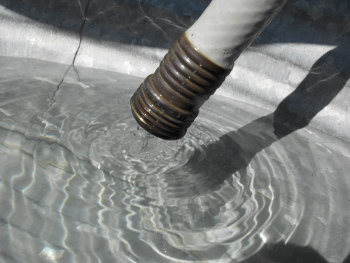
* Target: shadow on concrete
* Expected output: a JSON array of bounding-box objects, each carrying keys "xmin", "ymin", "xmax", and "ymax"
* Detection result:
[
  {"xmin": 0, "ymin": 0, "xmax": 210, "ymax": 49},
  {"xmin": 1, "ymin": 0, "xmax": 349, "ymax": 48}
]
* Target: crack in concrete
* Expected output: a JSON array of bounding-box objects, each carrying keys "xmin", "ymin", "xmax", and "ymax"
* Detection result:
[
  {"xmin": 40, "ymin": 0, "xmax": 91, "ymax": 122},
  {"xmin": 137, "ymin": 0, "xmax": 172, "ymax": 43},
  {"xmin": 24, "ymin": 0, "xmax": 91, "ymax": 153}
]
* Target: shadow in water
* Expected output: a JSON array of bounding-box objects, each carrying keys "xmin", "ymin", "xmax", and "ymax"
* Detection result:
[
  {"xmin": 344, "ymin": 253, "xmax": 350, "ymax": 263},
  {"xmin": 240, "ymin": 242, "xmax": 328, "ymax": 263},
  {"xmin": 174, "ymin": 41, "xmax": 350, "ymax": 193}
]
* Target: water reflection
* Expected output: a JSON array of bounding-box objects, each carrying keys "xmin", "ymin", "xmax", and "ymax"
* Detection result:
[{"xmin": 0, "ymin": 56, "xmax": 349, "ymax": 262}]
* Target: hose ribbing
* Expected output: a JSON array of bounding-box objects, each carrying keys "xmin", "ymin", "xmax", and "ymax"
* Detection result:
[
  {"xmin": 130, "ymin": 33, "xmax": 231, "ymax": 140},
  {"xmin": 131, "ymin": 0, "xmax": 287, "ymax": 140}
]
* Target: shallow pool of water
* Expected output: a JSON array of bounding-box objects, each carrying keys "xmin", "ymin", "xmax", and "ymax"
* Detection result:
[{"xmin": 0, "ymin": 57, "xmax": 350, "ymax": 262}]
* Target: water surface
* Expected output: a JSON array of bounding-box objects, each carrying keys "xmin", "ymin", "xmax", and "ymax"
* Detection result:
[{"xmin": 0, "ymin": 57, "xmax": 349, "ymax": 262}]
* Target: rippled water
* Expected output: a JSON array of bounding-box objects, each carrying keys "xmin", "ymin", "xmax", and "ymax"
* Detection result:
[{"xmin": 0, "ymin": 57, "xmax": 350, "ymax": 262}]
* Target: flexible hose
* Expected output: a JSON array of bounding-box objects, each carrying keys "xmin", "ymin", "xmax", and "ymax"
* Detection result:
[{"xmin": 130, "ymin": 0, "xmax": 287, "ymax": 140}]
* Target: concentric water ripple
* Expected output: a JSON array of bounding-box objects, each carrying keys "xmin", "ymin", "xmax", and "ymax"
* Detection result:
[{"xmin": 0, "ymin": 59, "xmax": 349, "ymax": 262}]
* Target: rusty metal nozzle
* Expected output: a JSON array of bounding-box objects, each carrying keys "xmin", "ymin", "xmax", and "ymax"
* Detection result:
[{"xmin": 130, "ymin": 34, "xmax": 231, "ymax": 140}]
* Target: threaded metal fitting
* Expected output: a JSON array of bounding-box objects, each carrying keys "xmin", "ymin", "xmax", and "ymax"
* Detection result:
[{"xmin": 130, "ymin": 33, "xmax": 231, "ymax": 140}]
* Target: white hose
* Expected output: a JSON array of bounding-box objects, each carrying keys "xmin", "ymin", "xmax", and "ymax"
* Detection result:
[{"xmin": 187, "ymin": 0, "xmax": 287, "ymax": 69}]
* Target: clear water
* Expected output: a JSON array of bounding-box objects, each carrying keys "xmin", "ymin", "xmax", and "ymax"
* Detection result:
[{"xmin": 0, "ymin": 57, "xmax": 350, "ymax": 262}]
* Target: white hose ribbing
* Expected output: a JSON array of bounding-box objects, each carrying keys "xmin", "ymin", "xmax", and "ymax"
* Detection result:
[{"xmin": 186, "ymin": 0, "xmax": 287, "ymax": 69}]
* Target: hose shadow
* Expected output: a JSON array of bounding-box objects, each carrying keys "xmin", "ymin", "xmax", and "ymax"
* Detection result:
[
  {"xmin": 240, "ymin": 241, "xmax": 328, "ymax": 263},
  {"xmin": 175, "ymin": 41, "xmax": 350, "ymax": 193},
  {"xmin": 343, "ymin": 252, "xmax": 350, "ymax": 263}
]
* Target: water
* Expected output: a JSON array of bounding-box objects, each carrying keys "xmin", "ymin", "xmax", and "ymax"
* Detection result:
[{"xmin": 0, "ymin": 57, "xmax": 350, "ymax": 262}]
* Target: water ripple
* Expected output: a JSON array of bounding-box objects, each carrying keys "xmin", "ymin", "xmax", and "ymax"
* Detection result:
[{"xmin": 0, "ymin": 62, "xmax": 349, "ymax": 262}]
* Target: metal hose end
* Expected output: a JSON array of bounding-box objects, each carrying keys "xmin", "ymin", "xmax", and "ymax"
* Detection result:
[{"xmin": 130, "ymin": 33, "xmax": 231, "ymax": 140}]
